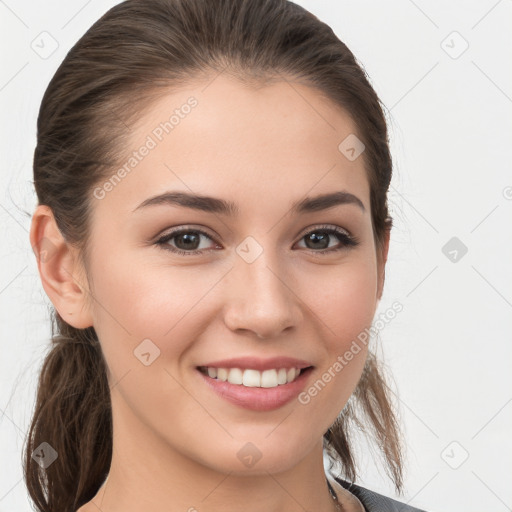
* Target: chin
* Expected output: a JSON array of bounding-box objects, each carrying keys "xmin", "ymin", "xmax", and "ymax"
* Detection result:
[{"xmin": 189, "ymin": 434, "xmax": 313, "ymax": 476}]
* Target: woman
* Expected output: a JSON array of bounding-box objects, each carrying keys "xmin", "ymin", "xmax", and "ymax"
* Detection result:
[{"xmin": 25, "ymin": 0, "xmax": 428, "ymax": 511}]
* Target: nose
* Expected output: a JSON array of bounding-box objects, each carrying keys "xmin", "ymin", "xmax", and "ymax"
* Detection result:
[{"xmin": 223, "ymin": 251, "xmax": 303, "ymax": 340}]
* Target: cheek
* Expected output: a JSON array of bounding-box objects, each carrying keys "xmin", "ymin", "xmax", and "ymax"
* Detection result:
[
  {"xmin": 296, "ymin": 257, "xmax": 377, "ymax": 413},
  {"xmin": 86, "ymin": 254, "xmax": 214, "ymax": 433},
  {"xmin": 304, "ymin": 255, "xmax": 378, "ymax": 349},
  {"xmin": 87, "ymin": 250, "xmax": 224, "ymax": 371}
]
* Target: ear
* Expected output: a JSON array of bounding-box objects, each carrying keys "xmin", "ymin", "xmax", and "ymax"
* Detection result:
[
  {"xmin": 30, "ymin": 205, "xmax": 94, "ymax": 329},
  {"xmin": 376, "ymin": 225, "xmax": 391, "ymax": 303}
]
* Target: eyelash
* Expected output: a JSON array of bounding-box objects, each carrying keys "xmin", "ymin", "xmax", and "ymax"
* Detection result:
[{"xmin": 154, "ymin": 224, "xmax": 360, "ymax": 257}]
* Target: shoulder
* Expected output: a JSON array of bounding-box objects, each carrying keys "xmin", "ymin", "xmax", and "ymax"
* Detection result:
[{"xmin": 334, "ymin": 475, "xmax": 429, "ymax": 512}]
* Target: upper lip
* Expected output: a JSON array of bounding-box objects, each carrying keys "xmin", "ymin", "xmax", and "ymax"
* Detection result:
[{"xmin": 198, "ymin": 356, "xmax": 314, "ymax": 372}]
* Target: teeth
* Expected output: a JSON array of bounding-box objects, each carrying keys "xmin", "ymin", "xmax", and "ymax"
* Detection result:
[
  {"xmin": 277, "ymin": 368, "xmax": 287, "ymax": 385},
  {"xmin": 228, "ymin": 368, "xmax": 243, "ymax": 385},
  {"xmin": 261, "ymin": 369, "xmax": 278, "ymax": 388},
  {"xmin": 201, "ymin": 366, "xmax": 305, "ymax": 388},
  {"xmin": 242, "ymin": 369, "xmax": 260, "ymax": 387}
]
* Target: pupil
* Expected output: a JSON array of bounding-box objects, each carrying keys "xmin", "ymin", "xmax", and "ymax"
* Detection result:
[
  {"xmin": 177, "ymin": 233, "xmax": 199, "ymax": 250},
  {"xmin": 308, "ymin": 232, "xmax": 328, "ymax": 249}
]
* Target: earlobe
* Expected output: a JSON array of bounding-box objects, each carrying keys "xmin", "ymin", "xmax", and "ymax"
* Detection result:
[{"xmin": 30, "ymin": 205, "xmax": 94, "ymax": 329}]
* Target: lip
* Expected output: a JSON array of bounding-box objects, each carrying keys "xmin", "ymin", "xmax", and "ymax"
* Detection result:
[
  {"xmin": 196, "ymin": 360, "xmax": 314, "ymax": 412},
  {"xmin": 198, "ymin": 356, "xmax": 313, "ymax": 371}
]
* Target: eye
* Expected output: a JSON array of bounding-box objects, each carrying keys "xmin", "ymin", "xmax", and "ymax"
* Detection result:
[
  {"xmin": 295, "ymin": 224, "xmax": 360, "ymax": 254},
  {"xmin": 155, "ymin": 227, "xmax": 220, "ymax": 256},
  {"xmin": 154, "ymin": 224, "xmax": 360, "ymax": 256}
]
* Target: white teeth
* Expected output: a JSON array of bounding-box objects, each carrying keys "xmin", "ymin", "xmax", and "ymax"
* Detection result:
[
  {"xmin": 201, "ymin": 366, "xmax": 305, "ymax": 388},
  {"xmin": 242, "ymin": 369, "xmax": 261, "ymax": 387},
  {"xmin": 261, "ymin": 369, "xmax": 278, "ymax": 388},
  {"xmin": 228, "ymin": 368, "xmax": 243, "ymax": 385},
  {"xmin": 277, "ymin": 368, "xmax": 287, "ymax": 385}
]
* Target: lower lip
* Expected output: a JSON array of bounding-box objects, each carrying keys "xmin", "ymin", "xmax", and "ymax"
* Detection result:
[{"xmin": 197, "ymin": 368, "xmax": 313, "ymax": 411}]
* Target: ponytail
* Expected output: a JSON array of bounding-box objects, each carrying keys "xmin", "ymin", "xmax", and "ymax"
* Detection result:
[
  {"xmin": 23, "ymin": 313, "xmax": 111, "ymax": 512},
  {"xmin": 324, "ymin": 351, "xmax": 404, "ymax": 494}
]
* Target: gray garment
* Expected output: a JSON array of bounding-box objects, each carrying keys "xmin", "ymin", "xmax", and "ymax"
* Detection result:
[{"xmin": 334, "ymin": 476, "xmax": 428, "ymax": 512}]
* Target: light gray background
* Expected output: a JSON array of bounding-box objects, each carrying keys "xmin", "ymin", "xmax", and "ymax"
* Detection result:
[{"xmin": 1, "ymin": 1, "xmax": 511, "ymax": 511}]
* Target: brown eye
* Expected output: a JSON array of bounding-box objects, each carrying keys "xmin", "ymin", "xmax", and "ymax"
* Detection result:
[
  {"xmin": 297, "ymin": 225, "xmax": 360, "ymax": 254},
  {"xmin": 154, "ymin": 224, "xmax": 360, "ymax": 257},
  {"xmin": 155, "ymin": 228, "xmax": 219, "ymax": 256}
]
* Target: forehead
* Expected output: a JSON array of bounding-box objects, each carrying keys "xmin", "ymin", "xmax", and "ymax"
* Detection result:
[{"xmin": 93, "ymin": 73, "xmax": 370, "ymax": 217}]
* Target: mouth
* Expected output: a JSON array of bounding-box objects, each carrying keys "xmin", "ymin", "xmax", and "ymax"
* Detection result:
[
  {"xmin": 197, "ymin": 365, "xmax": 311, "ymax": 388},
  {"xmin": 195, "ymin": 364, "xmax": 314, "ymax": 411}
]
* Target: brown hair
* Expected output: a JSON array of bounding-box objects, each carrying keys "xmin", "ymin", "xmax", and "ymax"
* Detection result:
[{"xmin": 24, "ymin": 0, "xmax": 403, "ymax": 510}]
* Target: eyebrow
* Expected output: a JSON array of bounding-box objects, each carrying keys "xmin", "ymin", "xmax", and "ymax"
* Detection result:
[{"xmin": 132, "ymin": 190, "xmax": 366, "ymax": 215}]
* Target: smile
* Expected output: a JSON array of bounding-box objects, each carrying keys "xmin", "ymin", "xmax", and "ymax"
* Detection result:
[
  {"xmin": 197, "ymin": 366, "xmax": 304, "ymax": 388},
  {"xmin": 196, "ymin": 364, "xmax": 314, "ymax": 411}
]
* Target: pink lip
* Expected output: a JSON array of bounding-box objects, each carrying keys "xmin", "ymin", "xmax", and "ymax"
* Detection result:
[
  {"xmin": 198, "ymin": 356, "xmax": 313, "ymax": 371},
  {"xmin": 196, "ymin": 365, "xmax": 314, "ymax": 412}
]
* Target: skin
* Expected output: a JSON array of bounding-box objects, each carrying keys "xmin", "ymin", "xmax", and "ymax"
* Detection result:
[{"xmin": 31, "ymin": 73, "xmax": 389, "ymax": 512}]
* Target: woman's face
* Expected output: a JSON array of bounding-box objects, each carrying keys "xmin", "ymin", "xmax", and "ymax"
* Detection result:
[{"xmin": 81, "ymin": 73, "xmax": 387, "ymax": 476}]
